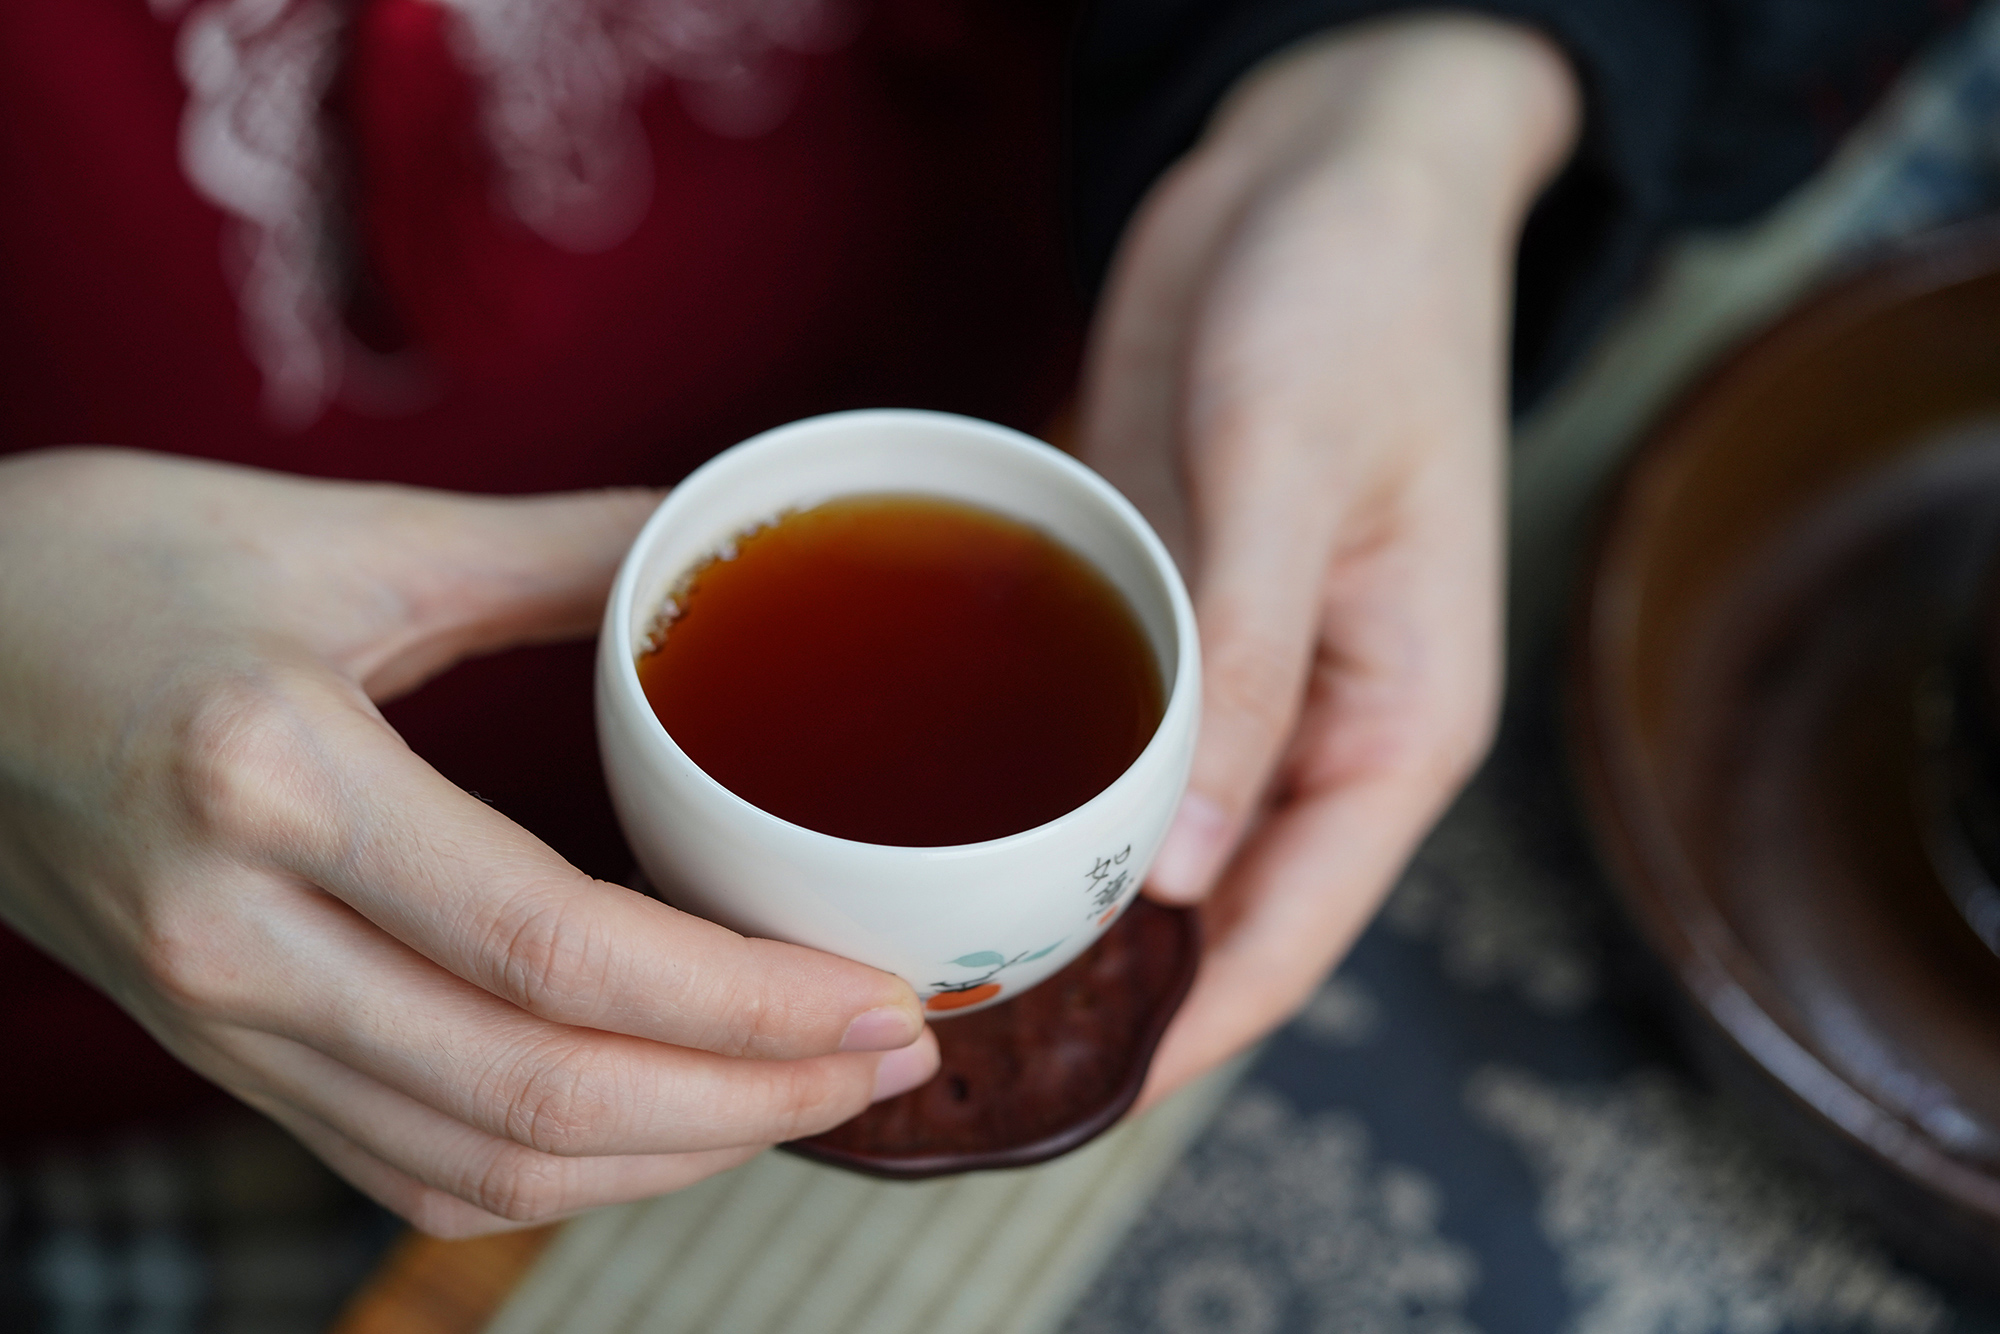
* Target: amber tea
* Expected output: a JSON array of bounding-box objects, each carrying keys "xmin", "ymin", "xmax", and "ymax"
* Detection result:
[{"xmin": 637, "ymin": 494, "xmax": 1165, "ymax": 846}]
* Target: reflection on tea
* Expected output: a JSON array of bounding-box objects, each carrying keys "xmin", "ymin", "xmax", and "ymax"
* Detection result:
[{"xmin": 638, "ymin": 494, "xmax": 1163, "ymax": 846}]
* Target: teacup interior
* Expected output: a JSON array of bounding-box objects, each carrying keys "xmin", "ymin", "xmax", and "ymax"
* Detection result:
[{"xmin": 623, "ymin": 412, "xmax": 1183, "ymax": 704}]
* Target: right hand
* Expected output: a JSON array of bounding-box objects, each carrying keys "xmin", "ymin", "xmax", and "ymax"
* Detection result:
[
  {"xmin": 1078, "ymin": 15, "xmax": 1574, "ymax": 1100},
  {"xmin": 0, "ymin": 448, "xmax": 938, "ymax": 1237}
]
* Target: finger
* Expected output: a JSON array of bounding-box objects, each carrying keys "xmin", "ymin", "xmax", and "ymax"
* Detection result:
[
  {"xmin": 1142, "ymin": 443, "xmax": 1346, "ymax": 905},
  {"xmin": 1090, "ymin": 140, "xmax": 1429, "ymax": 911},
  {"xmin": 1078, "ymin": 148, "xmax": 1269, "ymax": 567},
  {"xmin": 235, "ymin": 883, "xmax": 940, "ymax": 1155},
  {"xmin": 222, "ymin": 1025, "xmax": 931, "ymax": 1224},
  {"xmin": 126, "ymin": 993, "xmax": 775, "ymax": 1232},
  {"xmin": 1146, "ymin": 235, "xmax": 1505, "ymax": 909},
  {"xmin": 1136, "ymin": 771, "xmax": 1432, "ymax": 1109},
  {"xmin": 248, "ymin": 1091, "xmax": 760, "ymax": 1239},
  {"xmin": 179, "ymin": 666, "xmax": 926, "ymax": 1058},
  {"xmin": 1138, "ymin": 479, "xmax": 1500, "ymax": 1105},
  {"xmin": 1083, "ymin": 151, "xmax": 1353, "ymax": 906},
  {"xmin": 333, "ymin": 485, "xmax": 666, "ymax": 701}
]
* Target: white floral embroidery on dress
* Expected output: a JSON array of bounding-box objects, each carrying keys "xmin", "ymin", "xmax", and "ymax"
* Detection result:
[
  {"xmin": 169, "ymin": 0, "xmax": 346, "ymax": 429},
  {"xmin": 435, "ymin": 0, "xmax": 854, "ymax": 252},
  {"xmin": 159, "ymin": 0, "xmax": 850, "ymax": 426},
  {"xmin": 1469, "ymin": 1066, "xmax": 1950, "ymax": 1334},
  {"xmin": 1066, "ymin": 1088, "xmax": 1481, "ymax": 1334}
]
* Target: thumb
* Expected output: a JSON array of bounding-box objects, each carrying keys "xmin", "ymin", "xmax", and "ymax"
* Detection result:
[
  {"xmin": 1144, "ymin": 458, "xmax": 1337, "ymax": 904},
  {"xmin": 340, "ymin": 485, "xmax": 664, "ymax": 700}
]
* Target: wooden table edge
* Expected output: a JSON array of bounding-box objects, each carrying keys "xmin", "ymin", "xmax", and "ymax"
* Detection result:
[{"xmin": 329, "ymin": 1226, "xmax": 559, "ymax": 1334}]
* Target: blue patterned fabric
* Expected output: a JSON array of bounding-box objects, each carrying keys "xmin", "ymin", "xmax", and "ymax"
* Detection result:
[
  {"xmin": 1067, "ymin": 709, "xmax": 2000, "ymax": 1332},
  {"xmin": 0, "ymin": 1114, "xmax": 396, "ymax": 1334}
]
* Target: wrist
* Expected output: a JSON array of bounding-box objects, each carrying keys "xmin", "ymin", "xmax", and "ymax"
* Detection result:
[{"xmin": 1194, "ymin": 13, "xmax": 1581, "ymax": 238}]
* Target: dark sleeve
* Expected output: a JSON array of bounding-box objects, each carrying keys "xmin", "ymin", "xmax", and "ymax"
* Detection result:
[{"xmin": 1070, "ymin": 0, "xmax": 1969, "ymax": 406}]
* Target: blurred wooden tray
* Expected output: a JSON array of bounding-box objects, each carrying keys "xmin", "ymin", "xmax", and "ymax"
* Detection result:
[
  {"xmin": 1572, "ymin": 217, "xmax": 2000, "ymax": 1289},
  {"xmin": 333, "ymin": 1228, "xmax": 556, "ymax": 1334}
]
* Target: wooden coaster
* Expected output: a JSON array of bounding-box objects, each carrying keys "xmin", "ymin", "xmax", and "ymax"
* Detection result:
[{"xmin": 786, "ymin": 897, "xmax": 1199, "ymax": 1179}]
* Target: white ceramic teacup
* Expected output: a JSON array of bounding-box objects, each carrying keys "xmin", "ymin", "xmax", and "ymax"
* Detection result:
[{"xmin": 596, "ymin": 409, "xmax": 1199, "ymax": 1016}]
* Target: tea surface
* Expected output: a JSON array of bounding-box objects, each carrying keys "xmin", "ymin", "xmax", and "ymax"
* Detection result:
[{"xmin": 639, "ymin": 494, "xmax": 1164, "ymax": 845}]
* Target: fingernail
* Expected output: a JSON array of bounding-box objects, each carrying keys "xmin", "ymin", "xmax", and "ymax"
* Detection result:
[
  {"xmin": 871, "ymin": 1032, "xmax": 939, "ymax": 1102},
  {"xmin": 1148, "ymin": 793, "xmax": 1232, "ymax": 903},
  {"xmin": 840, "ymin": 1005, "xmax": 921, "ymax": 1053}
]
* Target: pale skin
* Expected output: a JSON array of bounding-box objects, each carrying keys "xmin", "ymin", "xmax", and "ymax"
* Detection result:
[
  {"xmin": 1085, "ymin": 14, "xmax": 1578, "ymax": 1105},
  {"xmin": 0, "ymin": 15, "xmax": 1576, "ymax": 1235}
]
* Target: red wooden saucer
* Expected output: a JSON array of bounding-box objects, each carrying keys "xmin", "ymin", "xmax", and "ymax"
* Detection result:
[{"xmin": 786, "ymin": 897, "xmax": 1199, "ymax": 1179}]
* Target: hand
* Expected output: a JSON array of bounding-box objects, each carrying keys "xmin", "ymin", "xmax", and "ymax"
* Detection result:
[
  {"xmin": 1078, "ymin": 15, "xmax": 1579, "ymax": 1103},
  {"xmin": 0, "ymin": 450, "xmax": 938, "ymax": 1236}
]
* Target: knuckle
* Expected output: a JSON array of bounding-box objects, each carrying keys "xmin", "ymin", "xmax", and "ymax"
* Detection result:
[
  {"xmin": 761, "ymin": 1060, "xmax": 869, "ymax": 1141},
  {"xmin": 170, "ymin": 668, "xmax": 325, "ymax": 853},
  {"xmin": 702, "ymin": 938, "xmax": 865, "ymax": 1058},
  {"xmin": 1345, "ymin": 708, "xmax": 1488, "ymax": 797},
  {"xmin": 134, "ymin": 908, "xmax": 251, "ymax": 1021},
  {"xmin": 470, "ymin": 1145, "xmax": 573, "ymax": 1224},
  {"xmin": 403, "ymin": 1191, "xmax": 509, "ymax": 1240},
  {"xmin": 1206, "ymin": 646, "xmax": 1300, "ymax": 743},
  {"xmin": 1303, "ymin": 642, "xmax": 1500, "ymax": 796},
  {"xmin": 711, "ymin": 967, "xmax": 790, "ymax": 1059},
  {"xmin": 483, "ymin": 893, "xmax": 613, "ymax": 1022},
  {"xmin": 494, "ymin": 1042, "xmax": 619, "ymax": 1156}
]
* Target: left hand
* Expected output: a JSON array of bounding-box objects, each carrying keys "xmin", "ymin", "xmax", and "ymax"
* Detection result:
[{"xmin": 1076, "ymin": 14, "xmax": 1580, "ymax": 1104}]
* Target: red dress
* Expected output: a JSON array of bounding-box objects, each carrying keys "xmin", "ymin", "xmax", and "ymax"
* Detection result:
[{"xmin": 0, "ymin": 0, "xmax": 1083, "ymax": 1140}]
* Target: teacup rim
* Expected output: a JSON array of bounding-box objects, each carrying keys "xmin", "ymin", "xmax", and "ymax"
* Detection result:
[{"xmin": 603, "ymin": 407, "xmax": 1201, "ymax": 858}]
